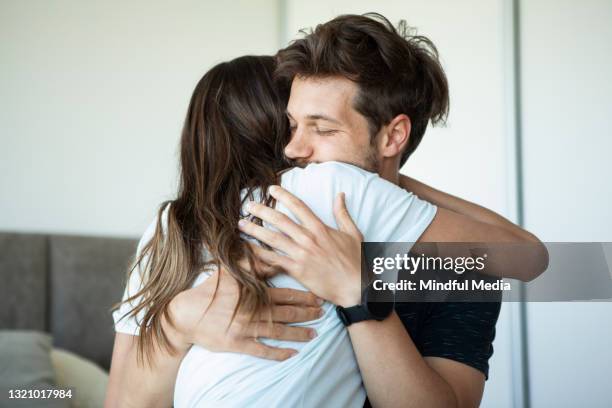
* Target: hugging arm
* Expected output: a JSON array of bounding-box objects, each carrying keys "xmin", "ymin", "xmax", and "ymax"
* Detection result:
[
  {"xmin": 106, "ymin": 270, "xmax": 321, "ymax": 407},
  {"xmin": 106, "ymin": 211, "xmax": 322, "ymax": 407},
  {"xmin": 104, "ymin": 321, "xmax": 189, "ymax": 408},
  {"xmin": 105, "ymin": 218, "xmax": 190, "ymax": 408},
  {"xmin": 401, "ymin": 175, "xmax": 548, "ymax": 281}
]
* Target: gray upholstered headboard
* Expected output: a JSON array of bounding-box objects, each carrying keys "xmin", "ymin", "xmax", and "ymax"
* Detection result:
[{"xmin": 0, "ymin": 232, "xmax": 138, "ymax": 371}]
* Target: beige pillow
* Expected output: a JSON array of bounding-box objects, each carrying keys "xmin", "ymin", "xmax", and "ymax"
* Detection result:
[
  {"xmin": 0, "ymin": 330, "xmax": 69, "ymax": 408},
  {"xmin": 50, "ymin": 348, "xmax": 109, "ymax": 408}
]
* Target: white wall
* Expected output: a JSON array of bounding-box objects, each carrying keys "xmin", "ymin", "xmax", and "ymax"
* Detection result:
[
  {"xmin": 0, "ymin": 0, "xmax": 280, "ymax": 238},
  {"xmin": 520, "ymin": 1, "xmax": 612, "ymax": 406}
]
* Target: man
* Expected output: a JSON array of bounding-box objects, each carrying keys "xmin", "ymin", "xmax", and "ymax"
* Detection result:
[
  {"xmin": 107, "ymin": 13, "xmax": 546, "ymax": 408},
  {"xmin": 230, "ymin": 14, "xmax": 545, "ymax": 407}
]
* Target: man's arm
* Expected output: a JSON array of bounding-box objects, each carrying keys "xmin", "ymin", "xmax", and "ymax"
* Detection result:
[{"xmin": 348, "ymin": 312, "xmax": 486, "ymax": 407}]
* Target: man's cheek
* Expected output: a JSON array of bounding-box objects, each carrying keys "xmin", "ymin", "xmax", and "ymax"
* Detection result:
[{"xmin": 322, "ymin": 142, "xmax": 353, "ymax": 162}]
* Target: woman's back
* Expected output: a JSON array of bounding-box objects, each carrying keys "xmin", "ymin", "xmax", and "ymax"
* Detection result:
[{"xmin": 114, "ymin": 161, "xmax": 436, "ymax": 408}]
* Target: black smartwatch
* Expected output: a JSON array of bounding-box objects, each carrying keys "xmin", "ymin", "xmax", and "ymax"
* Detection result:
[{"xmin": 336, "ymin": 281, "xmax": 395, "ymax": 326}]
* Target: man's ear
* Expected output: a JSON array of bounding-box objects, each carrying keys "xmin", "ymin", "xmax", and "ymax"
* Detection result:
[{"xmin": 378, "ymin": 114, "xmax": 411, "ymax": 158}]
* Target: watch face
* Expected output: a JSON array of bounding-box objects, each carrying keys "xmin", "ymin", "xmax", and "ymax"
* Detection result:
[{"xmin": 364, "ymin": 283, "xmax": 395, "ymax": 320}]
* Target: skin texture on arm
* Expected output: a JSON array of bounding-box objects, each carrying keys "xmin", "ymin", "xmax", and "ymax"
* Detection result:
[
  {"xmin": 347, "ymin": 313, "xmax": 485, "ymax": 408},
  {"xmin": 409, "ymin": 192, "xmax": 548, "ymax": 281},
  {"xmin": 400, "ymin": 174, "xmax": 536, "ymax": 241},
  {"xmin": 104, "ymin": 324, "xmax": 189, "ymax": 408}
]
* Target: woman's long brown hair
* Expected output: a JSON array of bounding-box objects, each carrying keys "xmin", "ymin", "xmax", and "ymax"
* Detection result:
[{"xmin": 110, "ymin": 55, "xmax": 290, "ymax": 367}]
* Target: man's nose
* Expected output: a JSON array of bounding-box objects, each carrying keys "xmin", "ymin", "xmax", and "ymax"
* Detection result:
[{"xmin": 284, "ymin": 129, "xmax": 313, "ymax": 161}]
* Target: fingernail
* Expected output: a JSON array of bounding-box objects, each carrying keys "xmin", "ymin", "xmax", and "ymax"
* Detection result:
[
  {"xmin": 317, "ymin": 297, "xmax": 324, "ymax": 305},
  {"xmin": 318, "ymin": 308, "xmax": 324, "ymax": 317},
  {"xmin": 269, "ymin": 185, "xmax": 279, "ymax": 194},
  {"xmin": 238, "ymin": 219, "xmax": 247, "ymax": 227},
  {"xmin": 309, "ymin": 329, "xmax": 317, "ymax": 339},
  {"xmin": 289, "ymin": 350, "xmax": 298, "ymax": 357}
]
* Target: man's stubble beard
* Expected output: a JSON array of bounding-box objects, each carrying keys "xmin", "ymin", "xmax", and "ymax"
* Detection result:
[
  {"xmin": 361, "ymin": 142, "xmax": 379, "ymax": 173},
  {"xmin": 283, "ymin": 143, "xmax": 379, "ymax": 173},
  {"xmin": 286, "ymin": 152, "xmax": 378, "ymax": 173}
]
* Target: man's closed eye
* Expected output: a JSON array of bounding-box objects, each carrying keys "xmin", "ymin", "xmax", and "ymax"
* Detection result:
[{"xmin": 314, "ymin": 128, "xmax": 338, "ymax": 135}]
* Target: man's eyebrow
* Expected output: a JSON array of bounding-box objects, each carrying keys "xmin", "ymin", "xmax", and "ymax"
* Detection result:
[
  {"xmin": 307, "ymin": 114, "xmax": 342, "ymax": 125},
  {"xmin": 285, "ymin": 111, "xmax": 342, "ymax": 125}
]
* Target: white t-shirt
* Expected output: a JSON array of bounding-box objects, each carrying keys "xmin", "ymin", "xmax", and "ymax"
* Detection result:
[{"xmin": 112, "ymin": 161, "xmax": 437, "ymax": 408}]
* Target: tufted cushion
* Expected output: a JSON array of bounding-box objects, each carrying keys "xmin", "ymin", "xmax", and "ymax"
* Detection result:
[
  {"xmin": 0, "ymin": 233, "xmax": 47, "ymax": 331},
  {"xmin": 48, "ymin": 235, "xmax": 137, "ymax": 371}
]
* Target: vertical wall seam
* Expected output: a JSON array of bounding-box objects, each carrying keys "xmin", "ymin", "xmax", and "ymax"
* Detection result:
[
  {"xmin": 505, "ymin": 0, "xmax": 531, "ymax": 407},
  {"xmin": 513, "ymin": 0, "xmax": 531, "ymax": 406},
  {"xmin": 44, "ymin": 236, "xmax": 51, "ymax": 336}
]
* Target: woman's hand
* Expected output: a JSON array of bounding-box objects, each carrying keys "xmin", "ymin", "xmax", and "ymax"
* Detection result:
[
  {"xmin": 167, "ymin": 268, "xmax": 323, "ymax": 361},
  {"xmin": 238, "ymin": 186, "xmax": 364, "ymax": 307}
]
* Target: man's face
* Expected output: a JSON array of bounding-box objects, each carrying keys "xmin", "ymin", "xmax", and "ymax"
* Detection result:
[{"xmin": 284, "ymin": 76, "xmax": 379, "ymax": 171}]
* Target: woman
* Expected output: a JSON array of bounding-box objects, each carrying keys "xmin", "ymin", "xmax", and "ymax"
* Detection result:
[{"xmin": 106, "ymin": 54, "xmax": 439, "ymax": 407}]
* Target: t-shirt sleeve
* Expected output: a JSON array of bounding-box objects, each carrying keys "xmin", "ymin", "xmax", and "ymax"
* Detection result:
[
  {"xmin": 416, "ymin": 301, "xmax": 502, "ymax": 380},
  {"xmin": 279, "ymin": 161, "xmax": 437, "ymax": 244},
  {"xmin": 112, "ymin": 206, "xmax": 169, "ymax": 336}
]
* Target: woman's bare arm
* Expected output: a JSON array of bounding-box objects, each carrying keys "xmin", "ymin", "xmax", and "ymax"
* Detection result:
[
  {"xmin": 399, "ymin": 174, "xmax": 540, "ymax": 243},
  {"xmin": 104, "ymin": 318, "xmax": 190, "ymax": 408},
  {"xmin": 401, "ymin": 174, "xmax": 549, "ymax": 281}
]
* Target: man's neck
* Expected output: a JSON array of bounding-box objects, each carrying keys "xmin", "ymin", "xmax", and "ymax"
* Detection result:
[{"xmin": 377, "ymin": 159, "xmax": 400, "ymax": 186}]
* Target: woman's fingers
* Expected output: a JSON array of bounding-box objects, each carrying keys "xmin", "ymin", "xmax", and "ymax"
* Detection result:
[
  {"xmin": 333, "ymin": 192, "xmax": 363, "ymax": 240},
  {"xmin": 269, "ymin": 305, "xmax": 323, "ymax": 323},
  {"xmin": 240, "ymin": 340, "xmax": 297, "ymax": 361},
  {"xmin": 253, "ymin": 322, "xmax": 316, "ymax": 342}
]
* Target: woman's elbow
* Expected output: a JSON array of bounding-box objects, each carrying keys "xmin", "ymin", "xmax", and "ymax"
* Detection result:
[
  {"xmin": 502, "ymin": 228, "xmax": 549, "ymax": 282},
  {"xmin": 516, "ymin": 234, "xmax": 549, "ymax": 282}
]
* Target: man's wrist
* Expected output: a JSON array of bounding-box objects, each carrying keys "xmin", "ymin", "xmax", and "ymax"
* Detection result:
[{"xmin": 336, "ymin": 282, "xmax": 362, "ymax": 308}]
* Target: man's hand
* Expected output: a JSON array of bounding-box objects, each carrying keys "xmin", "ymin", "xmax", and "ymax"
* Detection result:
[
  {"xmin": 238, "ymin": 185, "xmax": 363, "ymax": 307},
  {"xmin": 167, "ymin": 268, "xmax": 323, "ymax": 361}
]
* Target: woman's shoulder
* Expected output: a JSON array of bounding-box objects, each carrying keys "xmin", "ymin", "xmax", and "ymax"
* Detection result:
[{"xmin": 137, "ymin": 201, "xmax": 172, "ymax": 254}]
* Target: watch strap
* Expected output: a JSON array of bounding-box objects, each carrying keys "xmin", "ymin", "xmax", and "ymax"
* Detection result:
[{"xmin": 336, "ymin": 304, "xmax": 371, "ymax": 327}]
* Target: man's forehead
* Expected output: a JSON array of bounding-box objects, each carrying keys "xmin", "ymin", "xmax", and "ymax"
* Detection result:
[{"xmin": 288, "ymin": 76, "xmax": 357, "ymax": 121}]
